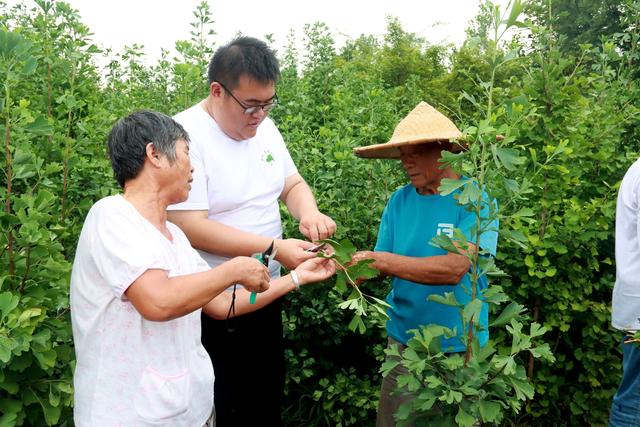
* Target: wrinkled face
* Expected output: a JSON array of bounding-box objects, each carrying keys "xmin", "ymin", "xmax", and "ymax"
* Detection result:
[
  {"xmin": 213, "ymin": 75, "xmax": 277, "ymax": 141},
  {"xmin": 399, "ymin": 144, "xmax": 444, "ymax": 192},
  {"xmin": 163, "ymin": 138, "xmax": 193, "ymax": 204}
]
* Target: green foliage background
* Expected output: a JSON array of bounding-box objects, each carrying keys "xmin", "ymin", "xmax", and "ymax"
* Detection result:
[{"xmin": 0, "ymin": 0, "xmax": 638, "ymax": 425}]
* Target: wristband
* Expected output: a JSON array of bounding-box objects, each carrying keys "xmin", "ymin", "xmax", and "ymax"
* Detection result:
[{"xmin": 290, "ymin": 270, "xmax": 301, "ymax": 291}]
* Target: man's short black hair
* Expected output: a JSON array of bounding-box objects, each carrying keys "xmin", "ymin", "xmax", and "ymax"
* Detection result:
[
  {"xmin": 207, "ymin": 36, "xmax": 280, "ymax": 89},
  {"xmin": 107, "ymin": 111, "xmax": 189, "ymax": 188}
]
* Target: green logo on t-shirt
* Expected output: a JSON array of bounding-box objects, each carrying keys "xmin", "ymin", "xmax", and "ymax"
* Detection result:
[{"xmin": 261, "ymin": 150, "xmax": 275, "ymax": 165}]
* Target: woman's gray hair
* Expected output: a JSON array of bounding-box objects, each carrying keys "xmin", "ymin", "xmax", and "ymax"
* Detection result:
[{"xmin": 107, "ymin": 110, "xmax": 190, "ymax": 188}]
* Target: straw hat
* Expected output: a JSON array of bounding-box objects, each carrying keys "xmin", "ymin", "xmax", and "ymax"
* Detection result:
[{"xmin": 353, "ymin": 101, "xmax": 463, "ymax": 159}]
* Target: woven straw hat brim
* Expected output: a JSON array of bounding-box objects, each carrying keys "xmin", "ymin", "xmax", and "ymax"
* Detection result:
[
  {"xmin": 353, "ymin": 101, "xmax": 463, "ymax": 159},
  {"xmin": 353, "ymin": 137, "xmax": 463, "ymax": 159}
]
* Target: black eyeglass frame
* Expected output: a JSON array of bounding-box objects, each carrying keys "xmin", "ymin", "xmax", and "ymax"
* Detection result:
[{"xmin": 217, "ymin": 81, "xmax": 278, "ymax": 115}]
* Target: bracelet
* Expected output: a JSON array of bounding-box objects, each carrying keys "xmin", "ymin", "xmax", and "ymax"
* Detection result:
[{"xmin": 290, "ymin": 270, "xmax": 301, "ymax": 291}]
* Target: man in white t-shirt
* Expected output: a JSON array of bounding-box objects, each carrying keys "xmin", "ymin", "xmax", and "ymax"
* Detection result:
[
  {"xmin": 167, "ymin": 37, "xmax": 337, "ymax": 426},
  {"xmin": 71, "ymin": 111, "xmax": 335, "ymax": 427},
  {"xmin": 609, "ymin": 158, "xmax": 640, "ymax": 427}
]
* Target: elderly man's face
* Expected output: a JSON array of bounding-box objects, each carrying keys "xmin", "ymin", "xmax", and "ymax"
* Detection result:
[{"xmin": 399, "ymin": 144, "xmax": 445, "ymax": 193}]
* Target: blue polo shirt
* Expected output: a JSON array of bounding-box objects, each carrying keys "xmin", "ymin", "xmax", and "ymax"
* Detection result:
[{"xmin": 375, "ymin": 182, "xmax": 498, "ymax": 352}]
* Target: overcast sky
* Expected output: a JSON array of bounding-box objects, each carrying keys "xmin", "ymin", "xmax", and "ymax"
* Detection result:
[{"xmin": 11, "ymin": 0, "xmax": 509, "ymax": 64}]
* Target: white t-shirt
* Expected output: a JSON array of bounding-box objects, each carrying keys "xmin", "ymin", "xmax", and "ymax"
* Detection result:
[
  {"xmin": 168, "ymin": 103, "xmax": 298, "ymax": 277},
  {"xmin": 613, "ymin": 158, "xmax": 640, "ymax": 332},
  {"xmin": 70, "ymin": 195, "xmax": 214, "ymax": 427}
]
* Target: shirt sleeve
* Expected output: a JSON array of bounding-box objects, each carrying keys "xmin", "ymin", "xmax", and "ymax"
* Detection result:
[
  {"xmin": 458, "ymin": 192, "xmax": 498, "ymax": 257},
  {"xmin": 89, "ymin": 205, "xmax": 170, "ymax": 298},
  {"xmin": 169, "ymin": 222, "xmax": 211, "ymax": 275},
  {"xmin": 282, "ymin": 146, "xmax": 298, "ymax": 178},
  {"xmin": 374, "ymin": 202, "xmax": 394, "ymax": 253},
  {"xmin": 268, "ymin": 119, "xmax": 298, "ymax": 178},
  {"xmin": 634, "ymin": 178, "xmax": 640, "ymax": 244}
]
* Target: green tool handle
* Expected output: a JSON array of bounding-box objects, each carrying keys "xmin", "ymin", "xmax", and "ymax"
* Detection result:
[{"xmin": 249, "ymin": 253, "xmax": 264, "ymax": 304}]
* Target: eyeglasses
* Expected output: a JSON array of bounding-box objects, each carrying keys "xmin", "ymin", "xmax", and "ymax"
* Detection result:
[{"xmin": 217, "ymin": 82, "xmax": 278, "ymax": 115}]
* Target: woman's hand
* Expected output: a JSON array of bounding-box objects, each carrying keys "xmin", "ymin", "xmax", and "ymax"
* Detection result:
[{"xmin": 230, "ymin": 256, "xmax": 270, "ymax": 293}]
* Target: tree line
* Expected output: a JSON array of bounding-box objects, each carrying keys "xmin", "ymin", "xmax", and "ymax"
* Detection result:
[{"xmin": 0, "ymin": 0, "xmax": 638, "ymax": 425}]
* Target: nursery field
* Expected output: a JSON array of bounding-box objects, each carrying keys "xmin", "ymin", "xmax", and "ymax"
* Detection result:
[{"xmin": 1, "ymin": 0, "xmax": 639, "ymax": 425}]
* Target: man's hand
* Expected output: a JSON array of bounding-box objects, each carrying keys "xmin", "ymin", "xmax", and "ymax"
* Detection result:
[
  {"xmin": 351, "ymin": 251, "xmax": 378, "ymax": 268},
  {"xmin": 349, "ymin": 251, "xmax": 382, "ymax": 286},
  {"xmin": 294, "ymin": 257, "xmax": 337, "ymax": 285},
  {"xmin": 299, "ymin": 211, "xmax": 337, "ymax": 242},
  {"xmin": 229, "ymin": 256, "xmax": 270, "ymax": 293},
  {"xmin": 274, "ymin": 238, "xmax": 317, "ymax": 270}
]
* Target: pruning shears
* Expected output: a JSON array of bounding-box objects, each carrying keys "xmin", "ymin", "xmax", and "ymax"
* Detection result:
[{"xmin": 250, "ymin": 240, "xmax": 277, "ymax": 304}]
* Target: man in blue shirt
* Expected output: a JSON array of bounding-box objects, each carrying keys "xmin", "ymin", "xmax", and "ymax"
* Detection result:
[{"xmin": 353, "ymin": 102, "xmax": 498, "ymax": 426}]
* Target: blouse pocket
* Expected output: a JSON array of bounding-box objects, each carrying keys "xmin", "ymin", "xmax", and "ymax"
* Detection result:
[{"xmin": 134, "ymin": 366, "xmax": 190, "ymax": 422}]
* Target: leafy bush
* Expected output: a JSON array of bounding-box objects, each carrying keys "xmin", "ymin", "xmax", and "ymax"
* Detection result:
[{"xmin": 1, "ymin": 0, "xmax": 639, "ymax": 425}]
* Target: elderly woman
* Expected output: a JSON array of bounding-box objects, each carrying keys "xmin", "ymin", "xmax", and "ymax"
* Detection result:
[{"xmin": 70, "ymin": 111, "xmax": 335, "ymax": 427}]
